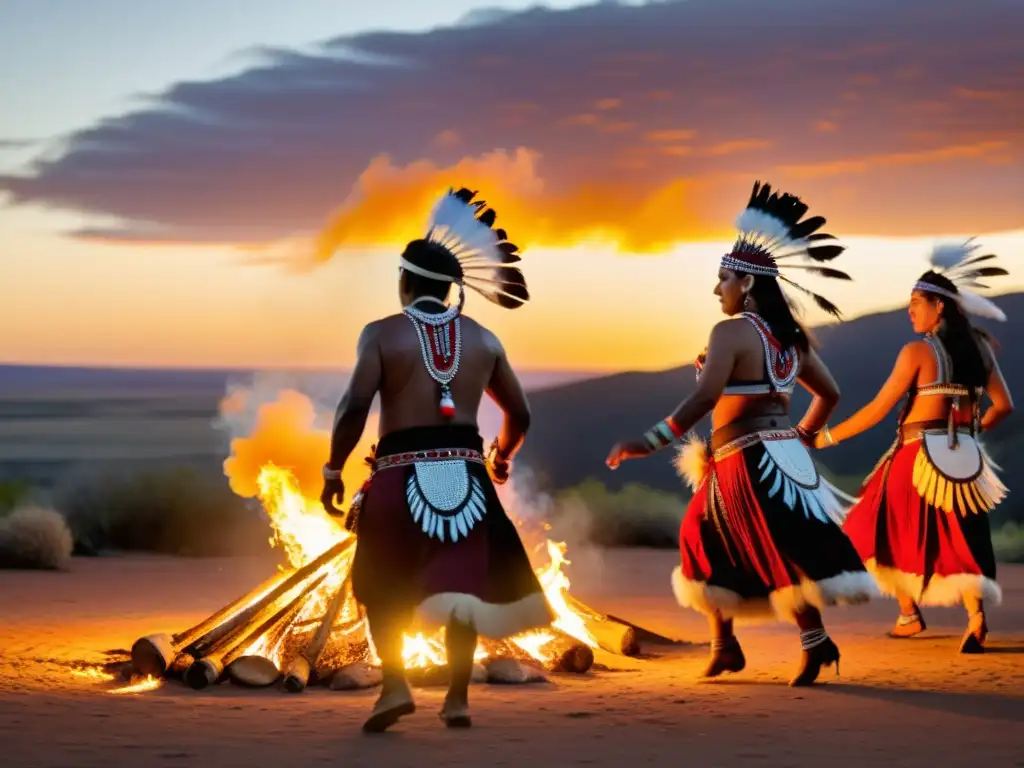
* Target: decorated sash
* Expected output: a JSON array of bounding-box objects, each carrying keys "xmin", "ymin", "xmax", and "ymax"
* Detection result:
[
  {"xmin": 910, "ymin": 429, "xmax": 1006, "ymax": 516},
  {"xmin": 405, "ymin": 458, "xmax": 488, "ymax": 543},
  {"xmin": 677, "ymin": 430, "xmax": 848, "ymax": 526}
]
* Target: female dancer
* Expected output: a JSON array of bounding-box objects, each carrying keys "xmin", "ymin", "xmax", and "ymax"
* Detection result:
[
  {"xmin": 815, "ymin": 240, "xmax": 1012, "ymax": 652},
  {"xmin": 607, "ymin": 182, "xmax": 875, "ymax": 686}
]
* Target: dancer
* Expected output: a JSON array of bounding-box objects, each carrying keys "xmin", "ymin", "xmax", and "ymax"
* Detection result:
[
  {"xmin": 320, "ymin": 187, "xmax": 554, "ymax": 732},
  {"xmin": 815, "ymin": 240, "xmax": 1012, "ymax": 652},
  {"xmin": 606, "ymin": 181, "xmax": 875, "ymax": 686}
]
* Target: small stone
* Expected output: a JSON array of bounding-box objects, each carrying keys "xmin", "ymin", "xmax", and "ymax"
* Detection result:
[
  {"xmin": 485, "ymin": 657, "xmax": 548, "ymax": 685},
  {"xmin": 328, "ymin": 661, "xmax": 382, "ymax": 690}
]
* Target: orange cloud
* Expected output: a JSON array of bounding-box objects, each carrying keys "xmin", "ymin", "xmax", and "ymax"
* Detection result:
[
  {"xmin": 311, "ymin": 148, "xmax": 721, "ymax": 259},
  {"xmin": 594, "ymin": 98, "xmax": 623, "ymax": 110},
  {"xmin": 645, "ymin": 129, "xmax": 697, "ymax": 142},
  {"xmin": 815, "ymin": 120, "xmax": 839, "ymax": 132},
  {"xmin": 434, "ymin": 129, "xmax": 461, "ymax": 148},
  {"xmin": 699, "ymin": 138, "xmax": 773, "ymax": 156},
  {"xmin": 780, "ymin": 140, "xmax": 1010, "ymax": 178}
]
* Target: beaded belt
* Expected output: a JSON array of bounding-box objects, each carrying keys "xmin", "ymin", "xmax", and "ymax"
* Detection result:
[
  {"xmin": 374, "ymin": 447, "xmax": 485, "ymax": 470},
  {"xmin": 712, "ymin": 428, "xmax": 798, "ymax": 461}
]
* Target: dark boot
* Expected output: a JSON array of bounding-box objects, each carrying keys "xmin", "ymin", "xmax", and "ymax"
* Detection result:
[
  {"xmin": 702, "ymin": 636, "xmax": 746, "ymax": 678},
  {"xmin": 790, "ymin": 629, "xmax": 840, "ymax": 687},
  {"xmin": 959, "ymin": 611, "xmax": 988, "ymax": 654}
]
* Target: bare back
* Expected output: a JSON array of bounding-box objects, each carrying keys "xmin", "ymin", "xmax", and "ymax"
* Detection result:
[
  {"xmin": 374, "ymin": 313, "xmax": 505, "ymax": 435},
  {"xmin": 709, "ymin": 318, "xmax": 792, "ymax": 430}
]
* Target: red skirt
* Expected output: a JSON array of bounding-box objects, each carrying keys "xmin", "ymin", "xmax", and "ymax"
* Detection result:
[
  {"xmin": 673, "ymin": 432, "xmax": 875, "ymax": 623},
  {"xmin": 843, "ymin": 431, "xmax": 1004, "ymax": 606},
  {"xmin": 350, "ymin": 425, "xmax": 554, "ymax": 638}
]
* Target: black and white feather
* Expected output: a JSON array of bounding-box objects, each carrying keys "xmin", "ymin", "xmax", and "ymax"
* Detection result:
[
  {"xmin": 924, "ymin": 238, "xmax": 1009, "ymax": 321},
  {"xmin": 727, "ymin": 181, "xmax": 850, "ymax": 318},
  {"xmin": 426, "ymin": 187, "xmax": 529, "ymax": 309}
]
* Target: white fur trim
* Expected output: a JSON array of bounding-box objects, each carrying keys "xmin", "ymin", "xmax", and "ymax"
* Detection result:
[
  {"xmin": 671, "ymin": 566, "xmax": 876, "ymax": 624},
  {"xmin": 674, "ymin": 434, "xmax": 709, "ymax": 492},
  {"xmin": 863, "ymin": 558, "xmax": 1002, "ymax": 607},
  {"xmin": 413, "ymin": 591, "xmax": 554, "ymax": 639}
]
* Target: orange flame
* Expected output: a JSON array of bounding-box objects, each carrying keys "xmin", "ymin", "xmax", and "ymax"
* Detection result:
[{"xmin": 223, "ymin": 390, "xmax": 596, "ymax": 670}]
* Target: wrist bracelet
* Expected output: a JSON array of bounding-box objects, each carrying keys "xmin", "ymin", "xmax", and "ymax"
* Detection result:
[
  {"xmin": 820, "ymin": 425, "xmax": 837, "ymax": 447},
  {"xmin": 643, "ymin": 416, "xmax": 684, "ymax": 451},
  {"xmin": 323, "ymin": 464, "xmax": 342, "ymax": 481}
]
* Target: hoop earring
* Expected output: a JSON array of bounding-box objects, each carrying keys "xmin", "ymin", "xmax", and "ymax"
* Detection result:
[{"xmin": 743, "ymin": 293, "xmax": 750, "ymax": 310}]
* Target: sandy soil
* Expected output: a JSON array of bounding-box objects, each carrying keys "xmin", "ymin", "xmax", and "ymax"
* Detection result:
[{"xmin": 2, "ymin": 549, "xmax": 1022, "ymax": 767}]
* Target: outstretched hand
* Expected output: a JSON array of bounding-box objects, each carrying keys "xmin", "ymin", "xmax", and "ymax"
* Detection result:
[
  {"xmin": 606, "ymin": 440, "xmax": 649, "ymax": 470},
  {"xmin": 320, "ymin": 477, "xmax": 345, "ymax": 517}
]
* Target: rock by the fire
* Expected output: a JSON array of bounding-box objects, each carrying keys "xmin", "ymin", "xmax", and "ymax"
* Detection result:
[
  {"xmin": 329, "ymin": 661, "xmax": 383, "ymax": 690},
  {"xmin": 484, "ymin": 658, "xmax": 547, "ymax": 685}
]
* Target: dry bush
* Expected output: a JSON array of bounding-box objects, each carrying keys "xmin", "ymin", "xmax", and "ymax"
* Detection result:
[
  {"xmin": 549, "ymin": 479, "xmax": 686, "ymax": 549},
  {"xmin": 0, "ymin": 505, "xmax": 74, "ymax": 570},
  {"xmin": 54, "ymin": 465, "xmax": 271, "ymax": 557}
]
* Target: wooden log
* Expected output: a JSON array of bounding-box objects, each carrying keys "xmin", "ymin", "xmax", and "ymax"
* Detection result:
[
  {"xmin": 283, "ymin": 576, "xmax": 352, "ymax": 693},
  {"xmin": 226, "ymin": 598, "xmax": 304, "ymax": 688},
  {"xmin": 130, "ymin": 571, "xmax": 288, "ymax": 678},
  {"xmin": 565, "ymin": 595, "xmax": 640, "ymax": 656},
  {"xmin": 132, "ymin": 537, "xmax": 353, "ymax": 677},
  {"xmin": 185, "ymin": 570, "xmax": 327, "ymax": 690},
  {"xmin": 542, "ymin": 630, "xmax": 594, "ymax": 674}
]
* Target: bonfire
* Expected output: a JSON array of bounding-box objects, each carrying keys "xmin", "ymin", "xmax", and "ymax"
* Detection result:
[{"xmin": 125, "ymin": 463, "xmax": 642, "ymax": 693}]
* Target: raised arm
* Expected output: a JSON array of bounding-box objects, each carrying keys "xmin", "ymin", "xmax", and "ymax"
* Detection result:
[
  {"xmin": 321, "ymin": 322, "xmax": 383, "ymax": 513},
  {"xmin": 815, "ymin": 342, "xmax": 919, "ymax": 448},
  {"xmin": 795, "ymin": 347, "xmax": 841, "ymax": 441},
  {"xmin": 606, "ymin": 321, "xmax": 738, "ymax": 469},
  {"xmin": 484, "ymin": 332, "xmax": 531, "ymax": 484},
  {"xmin": 980, "ymin": 340, "xmax": 1014, "ymax": 432}
]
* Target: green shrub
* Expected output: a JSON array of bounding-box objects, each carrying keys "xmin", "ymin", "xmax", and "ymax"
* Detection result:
[
  {"xmin": 0, "ymin": 505, "xmax": 74, "ymax": 570},
  {"xmin": 53, "ymin": 465, "xmax": 270, "ymax": 557},
  {"xmin": 548, "ymin": 479, "xmax": 686, "ymax": 548},
  {"xmin": 992, "ymin": 521, "xmax": 1024, "ymax": 564},
  {"xmin": 0, "ymin": 479, "xmax": 34, "ymax": 516}
]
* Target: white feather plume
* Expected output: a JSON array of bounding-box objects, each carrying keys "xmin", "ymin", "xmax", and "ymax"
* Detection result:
[
  {"xmin": 929, "ymin": 239, "xmax": 980, "ymax": 270},
  {"xmin": 958, "ymin": 289, "xmax": 1007, "ymax": 322},
  {"xmin": 735, "ymin": 208, "xmax": 794, "ymax": 250},
  {"xmin": 426, "ymin": 192, "xmax": 503, "ymax": 264},
  {"xmin": 674, "ymin": 434, "xmax": 710, "ymax": 492}
]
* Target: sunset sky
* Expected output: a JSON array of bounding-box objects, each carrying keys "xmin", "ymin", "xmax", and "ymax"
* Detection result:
[{"xmin": 1, "ymin": 0, "xmax": 1022, "ymax": 373}]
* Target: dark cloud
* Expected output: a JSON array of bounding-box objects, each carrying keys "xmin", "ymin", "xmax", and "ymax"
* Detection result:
[{"xmin": 1, "ymin": 0, "xmax": 1021, "ymax": 250}]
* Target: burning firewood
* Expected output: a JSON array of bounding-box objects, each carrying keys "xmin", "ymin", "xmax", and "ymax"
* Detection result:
[
  {"xmin": 566, "ymin": 595, "xmax": 640, "ymax": 656},
  {"xmin": 131, "ymin": 537, "xmax": 354, "ymax": 677},
  {"xmin": 543, "ymin": 629, "xmax": 595, "ymax": 674},
  {"xmin": 185, "ymin": 570, "xmax": 327, "ymax": 690},
  {"xmin": 282, "ymin": 575, "xmax": 352, "ymax": 693}
]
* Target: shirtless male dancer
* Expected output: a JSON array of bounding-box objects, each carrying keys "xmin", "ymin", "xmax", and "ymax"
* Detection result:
[{"xmin": 320, "ymin": 188, "xmax": 554, "ymax": 733}]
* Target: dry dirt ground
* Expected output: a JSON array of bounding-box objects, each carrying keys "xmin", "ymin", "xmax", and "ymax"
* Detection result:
[{"xmin": 1, "ymin": 549, "xmax": 1022, "ymax": 768}]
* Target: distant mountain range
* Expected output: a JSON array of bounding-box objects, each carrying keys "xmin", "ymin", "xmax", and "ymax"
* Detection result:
[{"xmin": 518, "ymin": 293, "xmax": 1024, "ymax": 511}]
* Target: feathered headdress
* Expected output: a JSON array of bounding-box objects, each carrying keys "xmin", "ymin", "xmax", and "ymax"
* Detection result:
[
  {"xmin": 399, "ymin": 187, "xmax": 528, "ymax": 311},
  {"xmin": 721, "ymin": 181, "xmax": 850, "ymax": 317},
  {"xmin": 914, "ymin": 238, "xmax": 1008, "ymax": 321}
]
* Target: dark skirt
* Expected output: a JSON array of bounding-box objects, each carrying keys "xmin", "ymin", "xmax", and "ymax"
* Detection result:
[
  {"xmin": 350, "ymin": 425, "xmax": 554, "ymax": 638},
  {"xmin": 673, "ymin": 431, "xmax": 876, "ymax": 622},
  {"xmin": 843, "ymin": 426, "xmax": 1004, "ymax": 606}
]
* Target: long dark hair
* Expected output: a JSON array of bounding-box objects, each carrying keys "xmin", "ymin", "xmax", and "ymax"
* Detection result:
[
  {"xmin": 741, "ymin": 272, "xmax": 817, "ymax": 353},
  {"xmin": 917, "ymin": 272, "xmax": 994, "ymax": 390}
]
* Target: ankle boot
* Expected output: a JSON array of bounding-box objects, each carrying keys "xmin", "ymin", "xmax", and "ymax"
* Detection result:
[
  {"xmin": 889, "ymin": 611, "xmax": 927, "ymax": 638},
  {"xmin": 702, "ymin": 636, "xmax": 746, "ymax": 678},
  {"xmin": 790, "ymin": 629, "xmax": 840, "ymax": 687},
  {"xmin": 959, "ymin": 611, "xmax": 988, "ymax": 654}
]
